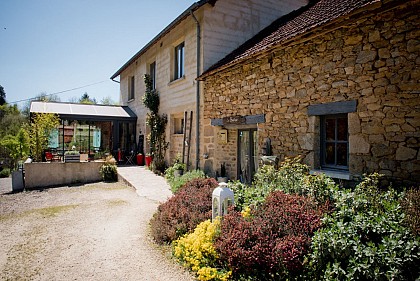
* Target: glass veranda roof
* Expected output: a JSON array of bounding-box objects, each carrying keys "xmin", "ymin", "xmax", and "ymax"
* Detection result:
[{"xmin": 30, "ymin": 101, "xmax": 137, "ymax": 122}]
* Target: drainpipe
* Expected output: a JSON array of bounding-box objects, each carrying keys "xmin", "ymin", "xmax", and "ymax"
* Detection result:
[{"xmin": 191, "ymin": 10, "xmax": 201, "ymax": 170}]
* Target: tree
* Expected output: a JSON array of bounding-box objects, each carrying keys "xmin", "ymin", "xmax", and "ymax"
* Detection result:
[
  {"xmin": 100, "ymin": 96, "xmax": 118, "ymax": 105},
  {"xmin": 0, "ymin": 104, "xmax": 27, "ymax": 139},
  {"xmin": 0, "ymin": 128, "xmax": 30, "ymax": 169},
  {"xmin": 21, "ymin": 92, "xmax": 61, "ymax": 118},
  {"xmin": 0, "ymin": 85, "xmax": 6, "ymax": 105},
  {"xmin": 79, "ymin": 92, "xmax": 97, "ymax": 104},
  {"xmin": 24, "ymin": 113, "xmax": 60, "ymax": 162}
]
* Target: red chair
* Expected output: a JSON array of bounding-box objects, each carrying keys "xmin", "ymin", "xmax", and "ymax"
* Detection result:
[{"xmin": 45, "ymin": 152, "xmax": 53, "ymax": 162}]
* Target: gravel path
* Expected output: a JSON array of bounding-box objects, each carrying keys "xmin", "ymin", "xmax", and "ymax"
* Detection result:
[{"xmin": 0, "ymin": 182, "xmax": 194, "ymax": 281}]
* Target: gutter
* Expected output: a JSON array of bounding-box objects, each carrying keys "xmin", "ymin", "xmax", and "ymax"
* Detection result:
[
  {"xmin": 190, "ymin": 9, "xmax": 201, "ymax": 170},
  {"xmin": 110, "ymin": 0, "xmax": 215, "ymax": 81}
]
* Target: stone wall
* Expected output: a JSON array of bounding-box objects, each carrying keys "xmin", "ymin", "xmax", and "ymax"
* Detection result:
[{"xmin": 202, "ymin": 1, "xmax": 420, "ymax": 185}]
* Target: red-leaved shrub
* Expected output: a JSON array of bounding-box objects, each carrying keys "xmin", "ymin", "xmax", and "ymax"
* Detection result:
[
  {"xmin": 150, "ymin": 178, "xmax": 218, "ymax": 244},
  {"xmin": 215, "ymin": 190, "xmax": 329, "ymax": 279}
]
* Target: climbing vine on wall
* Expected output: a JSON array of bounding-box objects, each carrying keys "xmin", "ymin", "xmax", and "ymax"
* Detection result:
[{"xmin": 143, "ymin": 74, "xmax": 168, "ymax": 173}]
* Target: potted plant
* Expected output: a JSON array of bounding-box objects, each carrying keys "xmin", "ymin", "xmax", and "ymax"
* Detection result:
[
  {"xmin": 64, "ymin": 150, "xmax": 80, "ymax": 163},
  {"xmin": 173, "ymin": 162, "xmax": 186, "ymax": 177},
  {"xmin": 145, "ymin": 153, "xmax": 153, "ymax": 167},
  {"xmin": 100, "ymin": 156, "xmax": 118, "ymax": 182},
  {"xmin": 136, "ymin": 153, "xmax": 144, "ymax": 166},
  {"xmin": 217, "ymin": 163, "xmax": 228, "ymax": 183}
]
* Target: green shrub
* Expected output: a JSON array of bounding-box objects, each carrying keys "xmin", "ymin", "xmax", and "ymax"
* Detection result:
[
  {"xmin": 306, "ymin": 174, "xmax": 420, "ymax": 281},
  {"xmin": 150, "ymin": 178, "xmax": 218, "ymax": 244},
  {"xmin": 231, "ymin": 157, "xmax": 337, "ymax": 210},
  {"xmin": 0, "ymin": 168, "xmax": 11, "ymax": 178},
  {"xmin": 166, "ymin": 169, "xmax": 206, "ymax": 193},
  {"xmin": 99, "ymin": 156, "xmax": 118, "ymax": 182}
]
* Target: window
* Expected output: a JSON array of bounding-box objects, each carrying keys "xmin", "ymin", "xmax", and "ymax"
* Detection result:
[
  {"xmin": 149, "ymin": 62, "xmax": 156, "ymax": 90},
  {"xmin": 321, "ymin": 114, "xmax": 348, "ymax": 170},
  {"xmin": 174, "ymin": 117, "xmax": 184, "ymax": 134},
  {"xmin": 174, "ymin": 42, "xmax": 185, "ymax": 80},
  {"xmin": 128, "ymin": 76, "xmax": 135, "ymax": 100}
]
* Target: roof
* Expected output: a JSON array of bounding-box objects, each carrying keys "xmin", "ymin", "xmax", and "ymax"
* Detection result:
[
  {"xmin": 110, "ymin": 0, "xmax": 217, "ymax": 80},
  {"xmin": 199, "ymin": 0, "xmax": 380, "ymax": 79},
  {"xmin": 30, "ymin": 101, "xmax": 137, "ymax": 122}
]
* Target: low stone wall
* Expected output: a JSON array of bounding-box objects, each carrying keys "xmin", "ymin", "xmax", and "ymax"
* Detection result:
[{"xmin": 24, "ymin": 162, "xmax": 104, "ymax": 189}]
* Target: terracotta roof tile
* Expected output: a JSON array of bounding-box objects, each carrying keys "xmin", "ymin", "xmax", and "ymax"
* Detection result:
[{"xmin": 201, "ymin": 0, "xmax": 379, "ymax": 78}]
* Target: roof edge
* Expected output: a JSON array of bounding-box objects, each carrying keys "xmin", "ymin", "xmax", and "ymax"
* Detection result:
[
  {"xmin": 110, "ymin": 0, "xmax": 214, "ymax": 80},
  {"xmin": 198, "ymin": 0, "xmax": 395, "ymax": 81}
]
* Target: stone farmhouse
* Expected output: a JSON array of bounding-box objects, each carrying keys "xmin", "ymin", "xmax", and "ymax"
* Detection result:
[
  {"xmin": 111, "ymin": 0, "xmax": 309, "ymax": 169},
  {"xmin": 198, "ymin": 0, "xmax": 420, "ymax": 185}
]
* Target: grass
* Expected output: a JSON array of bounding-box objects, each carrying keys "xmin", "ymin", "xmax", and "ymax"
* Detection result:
[{"xmin": 0, "ymin": 204, "xmax": 79, "ymax": 221}]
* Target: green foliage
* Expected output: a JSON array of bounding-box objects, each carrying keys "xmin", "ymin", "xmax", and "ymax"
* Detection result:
[
  {"xmin": 0, "ymin": 85, "xmax": 6, "ymax": 105},
  {"xmin": 79, "ymin": 92, "xmax": 97, "ymax": 104},
  {"xmin": 24, "ymin": 113, "xmax": 60, "ymax": 162},
  {"xmin": 150, "ymin": 178, "xmax": 217, "ymax": 244},
  {"xmin": 64, "ymin": 150, "xmax": 80, "ymax": 155},
  {"xmin": 173, "ymin": 219, "xmax": 232, "ymax": 281},
  {"xmin": 142, "ymin": 74, "xmax": 167, "ymax": 174},
  {"xmin": 142, "ymin": 74, "xmax": 159, "ymax": 114},
  {"xmin": 0, "ymin": 168, "xmax": 11, "ymax": 178},
  {"xmin": 0, "ymin": 104, "xmax": 27, "ymax": 139},
  {"xmin": 231, "ymin": 157, "xmax": 337, "ymax": 210},
  {"xmin": 0, "ymin": 128, "xmax": 30, "ymax": 169},
  {"xmin": 99, "ymin": 156, "xmax": 118, "ymax": 182},
  {"xmin": 166, "ymin": 169, "xmax": 206, "ymax": 193},
  {"xmin": 100, "ymin": 96, "xmax": 118, "ymax": 105},
  {"xmin": 306, "ymin": 174, "xmax": 420, "ymax": 281}
]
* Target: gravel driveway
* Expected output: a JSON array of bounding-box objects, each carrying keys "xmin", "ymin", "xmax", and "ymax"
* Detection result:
[{"xmin": 0, "ymin": 182, "xmax": 194, "ymax": 281}]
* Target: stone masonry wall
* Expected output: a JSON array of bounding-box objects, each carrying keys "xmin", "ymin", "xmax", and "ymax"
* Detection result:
[{"xmin": 202, "ymin": 2, "xmax": 420, "ymax": 185}]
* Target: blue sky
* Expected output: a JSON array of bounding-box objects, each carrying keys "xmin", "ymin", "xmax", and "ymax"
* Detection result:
[{"xmin": 0, "ymin": 0, "xmax": 195, "ymax": 107}]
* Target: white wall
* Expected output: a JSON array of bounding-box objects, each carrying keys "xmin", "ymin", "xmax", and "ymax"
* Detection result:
[{"xmin": 202, "ymin": 0, "xmax": 308, "ymax": 70}]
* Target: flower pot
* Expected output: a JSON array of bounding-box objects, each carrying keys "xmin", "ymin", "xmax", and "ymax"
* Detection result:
[
  {"xmin": 145, "ymin": 155, "xmax": 153, "ymax": 167},
  {"xmin": 174, "ymin": 169, "xmax": 183, "ymax": 177},
  {"xmin": 136, "ymin": 154, "xmax": 144, "ymax": 166}
]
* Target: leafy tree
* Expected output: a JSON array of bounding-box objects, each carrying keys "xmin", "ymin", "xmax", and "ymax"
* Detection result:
[
  {"xmin": 21, "ymin": 92, "xmax": 61, "ymax": 118},
  {"xmin": 79, "ymin": 92, "xmax": 97, "ymax": 104},
  {"xmin": 0, "ymin": 128, "xmax": 30, "ymax": 169},
  {"xmin": 0, "ymin": 104, "xmax": 27, "ymax": 139},
  {"xmin": 24, "ymin": 113, "xmax": 60, "ymax": 162},
  {"xmin": 0, "ymin": 85, "xmax": 6, "ymax": 105},
  {"xmin": 100, "ymin": 96, "xmax": 118, "ymax": 105}
]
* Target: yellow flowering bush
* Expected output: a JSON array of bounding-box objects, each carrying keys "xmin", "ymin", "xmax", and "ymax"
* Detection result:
[
  {"xmin": 173, "ymin": 219, "xmax": 231, "ymax": 281},
  {"xmin": 241, "ymin": 206, "xmax": 251, "ymax": 218}
]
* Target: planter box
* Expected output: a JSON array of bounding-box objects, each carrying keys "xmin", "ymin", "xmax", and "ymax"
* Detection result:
[
  {"xmin": 64, "ymin": 154, "xmax": 80, "ymax": 163},
  {"xmin": 24, "ymin": 161, "xmax": 103, "ymax": 189}
]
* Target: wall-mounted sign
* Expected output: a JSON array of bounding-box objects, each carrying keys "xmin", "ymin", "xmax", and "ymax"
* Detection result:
[
  {"xmin": 218, "ymin": 129, "xmax": 228, "ymax": 144},
  {"xmin": 222, "ymin": 116, "xmax": 246, "ymax": 125}
]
